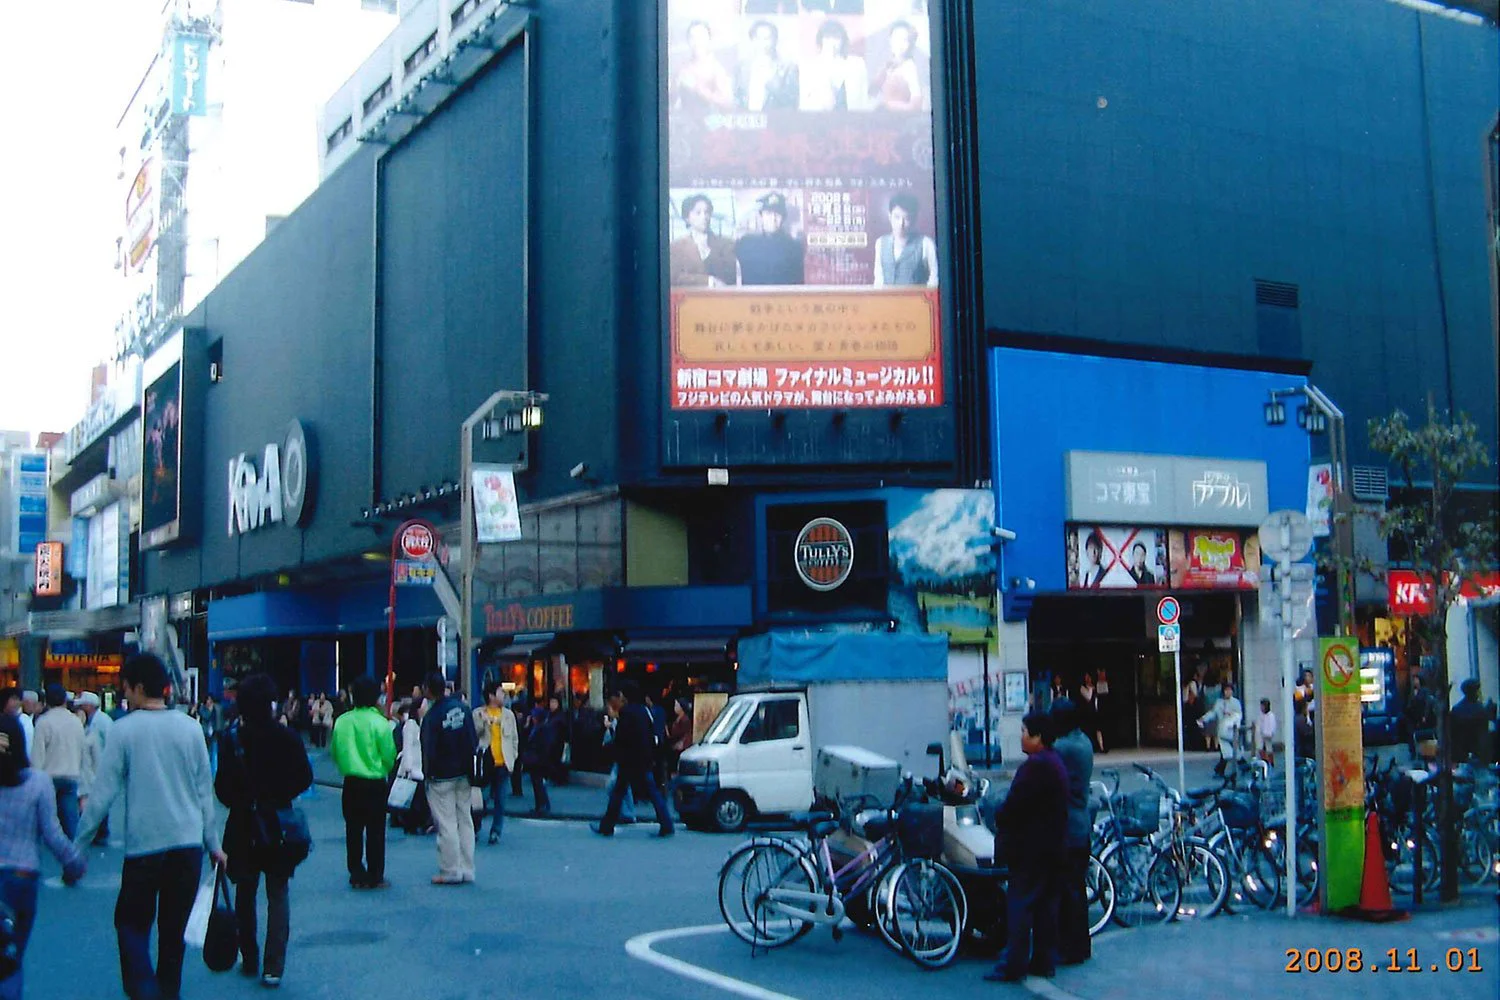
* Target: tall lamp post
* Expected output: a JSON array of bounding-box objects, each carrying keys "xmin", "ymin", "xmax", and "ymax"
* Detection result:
[
  {"xmin": 1264, "ymin": 384, "xmax": 1354, "ymax": 636},
  {"xmin": 459, "ymin": 389, "xmax": 547, "ymax": 703}
]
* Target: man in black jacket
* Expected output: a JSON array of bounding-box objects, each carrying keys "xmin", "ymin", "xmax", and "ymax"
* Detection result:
[
  {"xmin": 420, "ymin": 672, "xmax": 478, "ymax": 884},
  {"xmin": 215, "ymin": 673, "xmax": 313, "ymax": 988},
  {"xmin": 1049, "ymin": 697, "xmax": 1094, "ymax": 966},
  {"xmin": 591, "ymin": 682, "xmax": 675, "ymax": 838}
]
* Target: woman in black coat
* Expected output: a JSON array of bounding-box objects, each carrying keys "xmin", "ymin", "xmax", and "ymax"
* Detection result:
[{"xmin": 215, "ymin": 674, "xmax": 313, "ymax": 988}]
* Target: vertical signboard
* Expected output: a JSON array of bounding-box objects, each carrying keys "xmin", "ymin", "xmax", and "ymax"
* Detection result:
[
  {"xmin": 664, "ymin": 1, "xmax": 945, "ymax": 411},
  {"xmin": 1316, "ymin": 635, "xmax": 1364, "ymax": 912},
  {"xmin": 10, "ymin": 452, "xmax": 48, "ymax": 556},
  {"xmin": 33, "ymin": 542, "xmax": 63, "ymax": 598},
  {"xmin": 140, "ymin": 361, "xmax": 184, "ymax": 549},
  {"xmin": 472, "ymin": 465, "xmax": 524, "ymax": 543},
  {"xmin": 171, "ymin": 34, "xmax": 211, "ymax": 116}
]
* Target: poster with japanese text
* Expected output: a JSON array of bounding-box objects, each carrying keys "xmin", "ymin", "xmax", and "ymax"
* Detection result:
[
  {"xmin": 1065, "ymin": 525, "xmax": 1169, "ymax": 590},
  {"xmin": 664, "ymin": 0, "xmax": 944, "ymax": 411},
  {"xmin": 1167, "ymin": 528, "xmax": 1263, "ymax": 590}
]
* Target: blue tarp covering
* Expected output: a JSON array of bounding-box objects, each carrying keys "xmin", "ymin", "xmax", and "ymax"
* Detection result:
[{"xmin": 737, "ymin": 631, "xmax": 948, "ymax": 686}]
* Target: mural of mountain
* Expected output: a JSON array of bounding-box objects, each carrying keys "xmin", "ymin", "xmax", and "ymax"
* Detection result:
[{"xmin": 888, "ymin": 489, "xmax": 996, "ymax": 591}]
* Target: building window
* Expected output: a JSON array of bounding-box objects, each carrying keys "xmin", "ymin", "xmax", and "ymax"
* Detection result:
[
  {"xmin": 362, "ymin": 77, "xmax": 393, "ymax": 117},
  {"xmin": 362, "ymin": 0, "xmax": 398, "ymax": 12},
  {"xmin": 404, "ymin": 32, "xmax": 438, "ymax": 77},
  {"xmin": 326, "ymin": 117, "xmax": 353, "ymax": 153},
  {"xmin": 452, "ymin": 0, "xmax": 481, "ymax": 29},
  {"xmin": 1254, "ymin": 279, "xmax": 1302, "ymax": 358}
]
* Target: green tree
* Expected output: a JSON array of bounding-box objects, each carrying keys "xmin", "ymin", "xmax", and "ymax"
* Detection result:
[{"xmin": 1368, "ymin": 402, "xmax": 1497, "ymax": 902}]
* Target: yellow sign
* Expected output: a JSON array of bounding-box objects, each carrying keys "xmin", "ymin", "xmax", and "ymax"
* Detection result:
[{"xmin": 1317, "ymin": 636, "xmax": 1365, "ymax": 911}]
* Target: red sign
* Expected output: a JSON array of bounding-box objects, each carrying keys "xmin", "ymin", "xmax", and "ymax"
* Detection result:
[
  {"xmin": 1168, "ymin": 529, "xmax": 1262, "ymax": 590},
  {"xmin": 398, "ymin": 523, "xmax": 435, "ymax": 561},
  {"xmin": 33, "ymin": 542, "xmax": 63, "ymax": 597},
  {"xmin": 1387, "ymin": 570, "xmax": 1500, "ymax": 616}
]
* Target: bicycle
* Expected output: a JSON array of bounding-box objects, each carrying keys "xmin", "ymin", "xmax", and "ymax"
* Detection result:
[
  {"xmin": 1091, "ymin": 768, "xmax": 1180, "ymax": 927},
  {"xmin": 1131, "ymin": 764, "xmax": 1229, "ymax": 921},
  {"xmin": 717, "ymin": 789, "xmax": 966, "ymax": 968}
]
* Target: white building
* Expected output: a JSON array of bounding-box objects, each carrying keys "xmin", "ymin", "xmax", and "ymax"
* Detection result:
[{"xmin": 115, "ymin": 0, "xmax": 400, "ymax": 360}]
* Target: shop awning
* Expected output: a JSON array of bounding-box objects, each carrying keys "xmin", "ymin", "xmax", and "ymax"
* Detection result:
[
  {"xmin": 485, "ymin": 634, "xmax": 554, "ymax": 660},
  {"xmin": 621, "ymin": 634, "xmax": 735, "ymax": 662},
  {"xmin": 4, "ymin": 604, "xmax": 142, "ymax": 639}
]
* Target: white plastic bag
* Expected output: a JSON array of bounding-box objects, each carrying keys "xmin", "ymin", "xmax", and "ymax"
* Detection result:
[
  {"xmin": 388, "ymin": 776, "xmax": 418, "ymax": 811},
  {"xmin": 183, "ymin": 879, "xmax": 214, "ymax": 949}
]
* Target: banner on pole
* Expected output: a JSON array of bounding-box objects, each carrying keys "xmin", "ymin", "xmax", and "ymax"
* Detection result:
[
  {"xmin": 472, "ymin": 465, "xmax": 523, "ymax": 543},
  {"xmin": 1316, "ymin": 635, "xmax": 1365, "ymax": 912}
]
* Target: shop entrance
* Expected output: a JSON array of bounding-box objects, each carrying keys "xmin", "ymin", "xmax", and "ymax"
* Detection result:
[{"xmin": 1027, "ymin": 593, "xmax": 1243, "ymax": 750}]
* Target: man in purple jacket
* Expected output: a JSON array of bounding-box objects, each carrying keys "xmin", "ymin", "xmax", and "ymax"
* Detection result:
[{"xmin": 985, "ymin": 712, "xmax": 1068, "ymax": 983}]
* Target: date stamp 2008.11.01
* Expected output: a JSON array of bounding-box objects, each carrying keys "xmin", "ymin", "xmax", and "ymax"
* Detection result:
[{"xmin": 1285, "ymin": 948, "xmax": 1484, "ymax": 974}]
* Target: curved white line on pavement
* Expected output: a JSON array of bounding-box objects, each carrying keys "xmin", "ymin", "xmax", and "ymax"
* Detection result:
[
  {"xmin": 1026, "ymin": 977, "xmax": 1088, "ymax": 1000},
  {"xmin": 625, "ymin": 924, "xmax": 806, "ymax": 1000}
]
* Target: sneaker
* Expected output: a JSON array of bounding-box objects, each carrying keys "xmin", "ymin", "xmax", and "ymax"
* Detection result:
[{"xmin": 261, "ymin": 973, "xmax": 282, "ymax": 988}]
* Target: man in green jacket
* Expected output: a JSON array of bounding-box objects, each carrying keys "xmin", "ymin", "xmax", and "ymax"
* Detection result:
[{"xmin": 330, "ymin": 676, "xmax": 396, "ymax": 888}]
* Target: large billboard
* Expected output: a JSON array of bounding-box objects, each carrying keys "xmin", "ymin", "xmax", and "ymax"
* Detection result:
[
  {"xmin": 664, "ymin": 0, "xmax": 944, "ymax": 412},
  {"xmin": 141, "ymin": 361, "xmax": 183, "ymax": 549}
]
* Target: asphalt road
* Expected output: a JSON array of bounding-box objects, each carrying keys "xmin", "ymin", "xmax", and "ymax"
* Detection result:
[{"xmin": 19, "ymin": 748, "xmax": 1497, "ymax": 1000}]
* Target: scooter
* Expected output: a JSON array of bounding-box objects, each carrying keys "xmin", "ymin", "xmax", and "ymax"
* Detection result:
[{"xmin": 924, "ymin": 734, "xmax": 1007, "ymax": 954}]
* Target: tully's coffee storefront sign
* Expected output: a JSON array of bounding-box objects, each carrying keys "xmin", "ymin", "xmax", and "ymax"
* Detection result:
[
  {"xmin": 482, "ymin": 600, "xmax": 577, "ymax": 635},
  {"xmin": 227, "ymin": 420, "xmax": 315, "ymax": 537},
  {"xmin": 795, "ymin": 518, "xmax": 855, "ymax": 592}
]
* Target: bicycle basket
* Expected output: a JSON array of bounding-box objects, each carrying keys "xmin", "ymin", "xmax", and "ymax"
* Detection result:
[
  {"xmin": 1257, "ymin": 782, "xmax": 1286, "ymax": 823},
  {"xmin": 1114, "ymin": 791, "xmax": 1162, "ymax": 838},
  {"xmin": 1218, "ymin": 791, "xmax": 1258, "ymax": 830},
  {"xmin": 896, "ymin": 802, "xmax": 944, "ymax": 859}
]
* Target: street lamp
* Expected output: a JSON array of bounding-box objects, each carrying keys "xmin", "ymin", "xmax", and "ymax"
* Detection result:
[
  {"xmin": 459, "ymin": 389, "xmax": 548, "ymax": 703},
  {"xmin": 1265, "ymin": 384, "xmax": 1354, "ymax": 636}
]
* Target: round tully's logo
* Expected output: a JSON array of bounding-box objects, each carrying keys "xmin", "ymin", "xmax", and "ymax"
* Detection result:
[{"xmin": 794, "ymin": 518, "xmax": 855, "ymax": 592}]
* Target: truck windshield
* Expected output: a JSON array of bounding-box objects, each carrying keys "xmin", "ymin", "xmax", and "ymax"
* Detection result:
[{"xmin": 701, "ymin": 699, "xmax": 751, "ymax": 745}]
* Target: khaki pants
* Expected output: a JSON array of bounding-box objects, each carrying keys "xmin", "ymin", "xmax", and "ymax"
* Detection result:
[{"xmin": 426, "ymin": 777, "xmax": 475, "ymax": 881}]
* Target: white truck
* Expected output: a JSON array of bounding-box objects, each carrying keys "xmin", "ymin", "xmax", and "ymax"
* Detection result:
[{"xmin": 673, "ymin": 631, "xmax": 949, "ymax": 832}]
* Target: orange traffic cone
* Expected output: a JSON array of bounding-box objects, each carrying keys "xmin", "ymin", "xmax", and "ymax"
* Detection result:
[{"xmin": 1345, "ymin": 811, "xmax": 1407, "ymax": 922}]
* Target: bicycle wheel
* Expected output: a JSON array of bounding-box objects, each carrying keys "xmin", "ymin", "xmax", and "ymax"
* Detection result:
[
  {"xmin": 1208, "ymin": 830, "xmax": 1274, "ymax": 912},
  {"xmin": 718, "ymin": 839, "xmax": 819, "ymax": 948},
  {"xmin": 881, "ymin": 859, "xmax": 965, "ymax": 969},
  {"xmin": 1240, "ymin": 837, "xmax": 1282, "ymax": 910},
  {"xmin": 1171, "ymin": 841, "xmax": 1228, "ymax": 921},
  {"xmin": 1459, "ymin": 821, "xmax": 1497, "ymax": 887},
  {"xmin": 1385, "ymin": 828, "xmax": 1438, "ymax": 897},
  {"xmin": 870, "ymin": 862, "xmax": 907, "ymax": 956},
  {"xmin": 1086, "ymin": 853, "xmax": 1115, "ymax": 936},
  {"xmin": 1103, "ymin": 840, "xmax": 1178, "ymax": 927}
]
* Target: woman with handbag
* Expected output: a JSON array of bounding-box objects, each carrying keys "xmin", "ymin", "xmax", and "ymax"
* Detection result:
[
  {"xmin": 0, "ymin": 713, "xmax": 85, "ymax": 999},
  {"xmin": 394, "ymin": 701, "xmax": 432, "ymax": 835},
  {"xmin": 214, "ymin": 673, "xmax": 313, "ymax": 989}
]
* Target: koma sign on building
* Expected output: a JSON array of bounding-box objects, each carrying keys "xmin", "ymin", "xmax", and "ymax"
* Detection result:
[{"xmin": 227, "ymin": 421, "xmax": 315, "ymax": 537}]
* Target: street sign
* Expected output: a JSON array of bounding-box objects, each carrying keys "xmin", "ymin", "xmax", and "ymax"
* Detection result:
[
  {"xmin": 1156, "ymin": 596, "xmax": 1180, "ymax": 625},
  {"xmin": 393, "ymin": 560, "xmax": 435, "ymax": 587},
  {"xmin": 399, "ymin": 522, "xmax": 436, "ymax": 561},
  {"xmin": 1258, "ymin": 509, "xmax": 1314, "ymax": 564},
  {"xmin": 1157, "ymin": 623, "xmax": 1181, "ymax": 652}
]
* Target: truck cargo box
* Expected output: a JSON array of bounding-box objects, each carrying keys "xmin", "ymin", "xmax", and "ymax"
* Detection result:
[{"xmin": 815, "ymin": 745, "xmax": 903, "ymax": 809}]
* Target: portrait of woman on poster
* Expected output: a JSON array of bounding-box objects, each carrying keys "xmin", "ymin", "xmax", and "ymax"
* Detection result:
[
  {"xmin": 871, "ymin": 193, "xmax": 939, "ymax": 288},
  {"xmin": 736, "ymin": 20, "xmax": 800, "ymax": 112},
  {"xmin": 800, "ymin": 20, "xmax": 870, "ymax": 112},
  {"xmin": 870, "ymin": 20, "xmax": 926, "ymax": 112},
  {"xmin": 669, "ymin": 194, "xmax": 740, "ymax": 288},
  {"xmin": 671, "ymin": 21, "xmax": 736, "ymax": 114}
]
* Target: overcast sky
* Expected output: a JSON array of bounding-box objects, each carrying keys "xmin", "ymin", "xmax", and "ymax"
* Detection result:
[{"xmin": 0, "ymin": 1, "xmax": 162, "ymax": 439}]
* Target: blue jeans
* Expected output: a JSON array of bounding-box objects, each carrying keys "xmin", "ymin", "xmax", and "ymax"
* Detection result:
[
  {"xmin": 116, "ymin": 848, "xmax": 201, "ymax": 1000},
  {"xmin": 52, "ymin": 777, "xmax": 79, "ymax": 840},
  {"xmin": 486, "ymin": 765, "xmax": 509, "ymax": 838},
  {"xmin": 607, "ymin": 766, "xmax": 636, "ymax": 822},
  {"xmin": 0, "ymin": 869, "xmax": 39, "ymax": 1000}
]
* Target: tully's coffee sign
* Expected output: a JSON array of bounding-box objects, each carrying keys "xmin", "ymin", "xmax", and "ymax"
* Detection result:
[
  {"xmin": 483, "ymin": 601, "xmax": 576, "ymax": 634},
  {"xmin": 227, "ymin": 421, "xmax": 315, "ymax": 537},
  {"xmin": 794, "ymin": 518, "xmax": 855, "ymax": 592}
]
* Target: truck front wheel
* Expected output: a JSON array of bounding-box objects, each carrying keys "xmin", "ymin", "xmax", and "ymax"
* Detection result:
[{"xmin": 711, "ymin": 791, "xmax": 752, "ymax": 833}]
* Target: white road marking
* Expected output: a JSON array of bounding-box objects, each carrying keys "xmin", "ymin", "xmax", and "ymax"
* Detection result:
[{"xmin": 625, "ymin": 924, "xmax": 807, "ymax": 1000}]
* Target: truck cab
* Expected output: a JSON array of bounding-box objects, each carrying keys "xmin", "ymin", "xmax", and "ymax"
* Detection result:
[{"xmin": 675, "ymin": 691, "xmax": 814, "ymax": 833}]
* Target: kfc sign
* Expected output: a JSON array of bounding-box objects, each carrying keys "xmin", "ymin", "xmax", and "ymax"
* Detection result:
[{"xmin": 1387, "ymin": 569, "xmax": 1500, "ymax": 616}]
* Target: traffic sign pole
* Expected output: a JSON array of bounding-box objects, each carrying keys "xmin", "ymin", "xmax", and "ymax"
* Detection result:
[
  {"xmin": 1157, "ymin": 596, "xmax": 1187, "ymax": 795},
  {"xmin": 1174, "ymin": 644, "xmax": 1186, "ymax": 796}
]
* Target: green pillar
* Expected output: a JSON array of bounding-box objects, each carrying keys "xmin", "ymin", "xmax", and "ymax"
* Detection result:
[{"xmin": 18, "ymin": 634, "xmax": 45, "ymax": 693}]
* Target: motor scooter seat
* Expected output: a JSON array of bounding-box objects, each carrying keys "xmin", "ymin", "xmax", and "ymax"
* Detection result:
[
  {"xmin": 789, "ymin": 810, "xmax": 834, "ymax": 827},
  {"xmin": 808, "ymin": 819, "xmax": 839, "ymax": 838}
]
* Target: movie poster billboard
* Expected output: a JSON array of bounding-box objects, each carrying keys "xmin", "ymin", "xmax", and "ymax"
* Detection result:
[
  {"xmin": 1065, "ymin": 525, "xmax": 1169, "ymax": 590},
  {"xmin": 1168, "ymin": 528, "xmax": 1262, "ymax": 590},
  {"xmin": 664, "ymin": 0, "xmax": 944, "ymax": 412},
  {"xmin": 140, "ymin": 361, "xmax": 183, "ymax": 549}
]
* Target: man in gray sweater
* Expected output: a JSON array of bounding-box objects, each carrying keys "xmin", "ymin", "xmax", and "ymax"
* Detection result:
[
  {"xmin": 75, "ymin": 654, "xmax": 226, "ymax": 1000},
  {"xmin": 32, "ymin": 683, "xmax": 87, "ymax": 838},
  {"xmin": 1050, "ymin": 697, "xmax": 1094, "ymax": 966}
]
